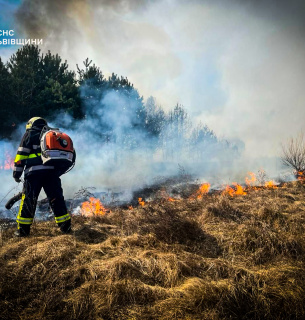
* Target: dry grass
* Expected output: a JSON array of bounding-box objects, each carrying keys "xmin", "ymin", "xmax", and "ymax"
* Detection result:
[{"xmin": 0, "ymin": 182, "xmax": 305, "ymax": 319}]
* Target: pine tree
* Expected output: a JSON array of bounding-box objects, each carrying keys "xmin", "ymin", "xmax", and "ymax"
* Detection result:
[
  {"xmin": 0, "ymin": 57, "xmax": 16, "ymax": 138},
  {"xmin": 7, "ymin": 45, "xmax": 81, "ymax": 126}
]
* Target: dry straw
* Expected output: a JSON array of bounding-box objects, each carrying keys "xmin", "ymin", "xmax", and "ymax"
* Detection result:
[{"xmin": 0, "ymin": 182, "xmax": 304, "ymax": 319}]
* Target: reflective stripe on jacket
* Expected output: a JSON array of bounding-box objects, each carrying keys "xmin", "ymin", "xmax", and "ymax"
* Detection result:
[{"xmin": 13, "ymin": 128, "xmax": 54, "ymax": 179}]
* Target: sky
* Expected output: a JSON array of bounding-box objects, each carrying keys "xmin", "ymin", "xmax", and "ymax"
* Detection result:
[{"xmin": 1, "ymin": 0, "xmax": 305, "ymax": 159}]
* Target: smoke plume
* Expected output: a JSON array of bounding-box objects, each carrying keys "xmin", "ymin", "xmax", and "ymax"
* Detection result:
[
  {"xmin": 1, "ymin": 0, "xmax": 304, "ymax": 214},
  {"xmin": 0, "ymin": 83, "xmax": 240, "ymax": 214},
  {"xmin": 12, "ymin": 0, "xmax": 305, "ymax": 160}
]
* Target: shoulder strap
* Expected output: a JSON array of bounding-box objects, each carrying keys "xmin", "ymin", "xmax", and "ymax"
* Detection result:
[{"xmin": 39, "ymin": 125, "xmax": 60, "ymax": 140}]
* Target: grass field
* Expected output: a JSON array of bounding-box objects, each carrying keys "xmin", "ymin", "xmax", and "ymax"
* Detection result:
[{"xmin": 0, "ymin": 181, "xmax": 304, "ymax": 319}]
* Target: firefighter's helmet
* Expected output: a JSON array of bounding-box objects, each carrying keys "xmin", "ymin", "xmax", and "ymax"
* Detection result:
[{"xmin": 26, "ymin": 117, "xmax": 47, "ymax": 130}]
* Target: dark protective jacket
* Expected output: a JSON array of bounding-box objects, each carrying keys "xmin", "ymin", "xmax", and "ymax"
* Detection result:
[{"xmin": 13, "ymin": 128, "xmax": 54, "ymax": 179}]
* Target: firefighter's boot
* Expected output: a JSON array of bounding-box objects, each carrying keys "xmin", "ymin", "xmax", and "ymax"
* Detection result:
[
  {"xmin": 58, "ymin": 219, "xmax": 72, "ymax": 234},
  {"xmin": 14, "ymin": 224, "xmax": 30, "ymax": 237}
]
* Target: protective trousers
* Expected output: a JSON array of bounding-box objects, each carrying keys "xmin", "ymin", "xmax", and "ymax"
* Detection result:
[{"xmin": 17, "ymin": 171, "xmax": 71, "ymax": 236}]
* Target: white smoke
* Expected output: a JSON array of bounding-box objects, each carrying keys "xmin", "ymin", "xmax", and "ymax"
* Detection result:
[
  {"xmin": 58, "ymin": 87, "xmax": 232, "ymax": 197},
  {"xmin": 0, "ymin": 140, "xmax": 22, "ymax": 217},
  {"xmin": 1, "ymin": 0, "xmax": 303, "ymax": 212},
  {"xmin": 10, "ymin": 0, "xmax": 305, "ymax": 160}
]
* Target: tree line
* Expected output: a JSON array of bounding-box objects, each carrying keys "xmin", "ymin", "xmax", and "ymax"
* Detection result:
[{"xmin": 0, "ymin": 45, "xmax": 239, "ymax": 161}]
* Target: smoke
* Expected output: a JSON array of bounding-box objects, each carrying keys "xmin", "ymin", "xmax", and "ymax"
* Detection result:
[
  {"xmin": 12, "ymin": 0, "xmax": 305, "ymax": 161},
  {"xmin": 58, "ymin": 85, "xmax": 240, "ymax": 198},
  {"xmin": 0, "ymin": 85, "xmax": 283, "ymax": 216},
  {"xmin": 1, "ymin": 0, "xmax": 302, "ymax": 213},
  {"xmin": 0, "ymin": 140, "xmax": 21, "ymax": 217}
]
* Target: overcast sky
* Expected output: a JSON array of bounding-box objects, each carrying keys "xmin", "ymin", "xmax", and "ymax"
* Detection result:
[{"xmin": 1, "ymin": 0, "xmax": 305, "ymax": 158}]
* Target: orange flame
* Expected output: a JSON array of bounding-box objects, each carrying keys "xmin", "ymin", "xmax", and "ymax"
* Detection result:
[
  {"xmin": 223, "ymin": 185, "xmax": 235, "ymax": 197},
  {"xmin": 245, "ymin": 172, "xmax": 256, "ymax": 186},
  {"xmin": 81, "ymin": 197, "xmax": 107, "ymax": 216},
  {"xmin": 158, "ymin": 189, "xmax": 177, "ymax": 202},
  {"xmin": 297, "ymin": 171, "xmax": 305, "ymax": 181},
  {"xmin": 194, "ymin": 183, "xmax": 210, "ymax": 199},
  {"xmin": 234, "ymin": 183, "xmax": 247, "ymax": 195},
  {"xmin": 265, "ymin": 180, "xmax": 277, "ymax": 188},
  {"xmin": 223, "ymin": 183, "xmax": 247, "ymax": 196},
  {"xmin": 0, "ymin": 151, "xmax": 14, "ymax": 170},
  {"xmin": 138, "ymin": 197, "xmax": 145, "ymax": 206}
]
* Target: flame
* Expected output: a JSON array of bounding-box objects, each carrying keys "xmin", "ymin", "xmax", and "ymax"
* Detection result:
[
  {"xmin": 223, "ymin": 185, "xmax": 235, "ymax": 197},
  {"xmin": 138, "ymin": 197, "xmax": 145, "ymax": 206},
  {"xmin": 297, "ymin": 171, "xmax": 305, "ymax": 181},
  {"xmin": 160, "ymin": 189, "xmax": 177, "ymax": 202},
  {"xmin": 265, "ymin": 180, "xmax": 277, "ymax": 188},
  {"xmin": 223, "ymin": 183, "xmax": 247, "ymax": 196},
  {"xmin": 81, "ymin": 197, "xmax": 107, "ymax": 216},
  {"xmin": 234, "ymin": 183, "xmax": 247, "ymax": 195},
  {"xmin": 245, "ymin": 172, "xmax": 256, "ymax": 186},
  {"xmin": 128, "ymin": 205, "xmax": 133, "ymax": 210},
  {"xmin": 190, "ymin": 183, "xmax": 210, "ymax": 199},
  {"xmin": 0, "ymin": 151, "xmax": 14, "ymax": 170}
]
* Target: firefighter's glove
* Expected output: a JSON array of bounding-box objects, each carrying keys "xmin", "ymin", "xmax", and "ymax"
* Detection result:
[{"xmin": 14, "ymin": 177, "xmax": 21, "ymax": 183}]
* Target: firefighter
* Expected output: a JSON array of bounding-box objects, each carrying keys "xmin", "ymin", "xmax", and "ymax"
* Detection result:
[{"xmin": 13, "ymin": 117, "xmax": 71, "ymax": 237}]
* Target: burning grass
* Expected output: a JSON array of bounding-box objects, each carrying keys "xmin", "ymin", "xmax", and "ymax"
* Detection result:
[{"xmin": 0, "ymin": 182, "xmax": 305, "ymax": 319}]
